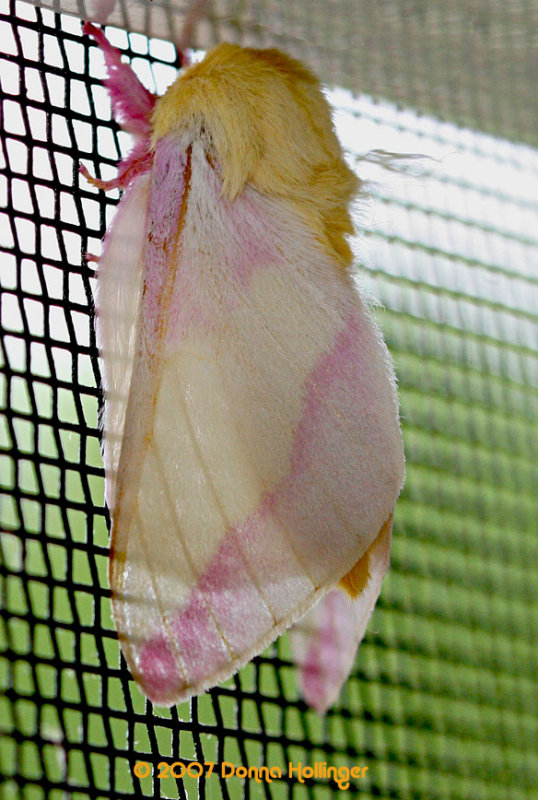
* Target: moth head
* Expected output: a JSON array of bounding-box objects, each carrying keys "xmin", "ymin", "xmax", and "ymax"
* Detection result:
[{"xmin": 152, "ymin": 42, "xmax": 360, "ymax": 265}]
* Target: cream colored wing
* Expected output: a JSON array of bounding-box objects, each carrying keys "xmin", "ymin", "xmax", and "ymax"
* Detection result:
[{"xmin": 96, "ymin": 138, "xmax": 404, "ymax": 705}]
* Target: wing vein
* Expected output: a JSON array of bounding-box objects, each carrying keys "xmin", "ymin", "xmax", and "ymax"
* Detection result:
[
  {"xmin": 130, "ymin": 509, "xmax": 190, "ymax": 685},
  {"xmin": 148, "ymin": 438, "xmax": 237, "ymax": 658}
]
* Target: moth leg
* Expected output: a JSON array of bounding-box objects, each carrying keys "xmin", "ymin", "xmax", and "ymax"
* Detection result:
[
  {"xmin": 79, "ymin": 145, "xmax": 153, "ymax": 192},
  {"xmin": 83, "ymin": 21, "xmax": 156, "ymax": 137},
  {"xmin": 82, "ymin": 22, "xmax": 156, "ymax": 191}
]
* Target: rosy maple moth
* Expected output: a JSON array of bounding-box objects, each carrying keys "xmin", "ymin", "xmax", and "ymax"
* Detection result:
[{"xmin": 82, "ymin": 22, "xmax": 405, "ymax": 713}]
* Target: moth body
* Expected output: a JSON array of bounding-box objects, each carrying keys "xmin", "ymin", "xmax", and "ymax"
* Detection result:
[{"xmin": 84, "ymin": 23, "xmax": 405, "ymax": 711}]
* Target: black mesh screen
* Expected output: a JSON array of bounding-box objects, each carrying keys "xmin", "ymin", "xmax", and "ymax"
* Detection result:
[{"xmin": 1, "ymin": 2, "xmax": 537, "ymax": 798}]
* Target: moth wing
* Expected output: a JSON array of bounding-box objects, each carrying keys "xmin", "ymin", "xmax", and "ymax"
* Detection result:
[
  {"xmin": 95, "ymin": 175, "xmax": 148, "ymax": 510},
  {"xmin": 290, "ymin": 515, "xmax": 392, "ymax": 713},
  {"xmin": 97, "ymin": 138, "xmax": 404, "ymax": 705}
]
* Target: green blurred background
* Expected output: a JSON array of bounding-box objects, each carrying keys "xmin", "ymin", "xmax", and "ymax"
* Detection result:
[{"xmin": 1, "ymin": 1, "xmax": 537, "ymax": 798}]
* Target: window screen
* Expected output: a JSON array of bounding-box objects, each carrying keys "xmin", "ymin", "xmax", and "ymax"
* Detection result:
[{"xmin": 1, "ymin": 2, "xmax": 537, "ymax": 798}]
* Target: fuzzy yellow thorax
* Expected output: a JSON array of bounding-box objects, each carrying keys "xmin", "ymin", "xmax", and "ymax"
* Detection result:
[{"xmin": 151, "ymin": 43, "xmax": 359, "ymax": 266}]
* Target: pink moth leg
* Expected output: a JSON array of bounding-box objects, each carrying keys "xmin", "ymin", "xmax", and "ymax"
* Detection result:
[{"xmin": 81, "ymin": 22, "xmax": 157, "ymax": 191}]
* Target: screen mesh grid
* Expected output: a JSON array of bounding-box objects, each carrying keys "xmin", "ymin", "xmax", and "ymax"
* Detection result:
[{"xmin": 1, "ymin": 2, "xmax": 537, "ymax": 799}]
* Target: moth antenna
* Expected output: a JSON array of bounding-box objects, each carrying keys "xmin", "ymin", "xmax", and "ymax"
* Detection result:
[
  {"xmin": 176, "ymin": 0, "xmax": 212, "ymax": 67},
  {"xmin": 88, "ymin": 0, "xmax": 117, "ymax": 25}
]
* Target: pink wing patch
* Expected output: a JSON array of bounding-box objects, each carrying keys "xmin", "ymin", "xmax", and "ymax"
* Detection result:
[
  {"xmin": 292, "ymin": 518, "xmax": 393, "ymax": 713},
  {"xmin": 134, "ymin": 303, "xmax": 400, "ymax": 703}
]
